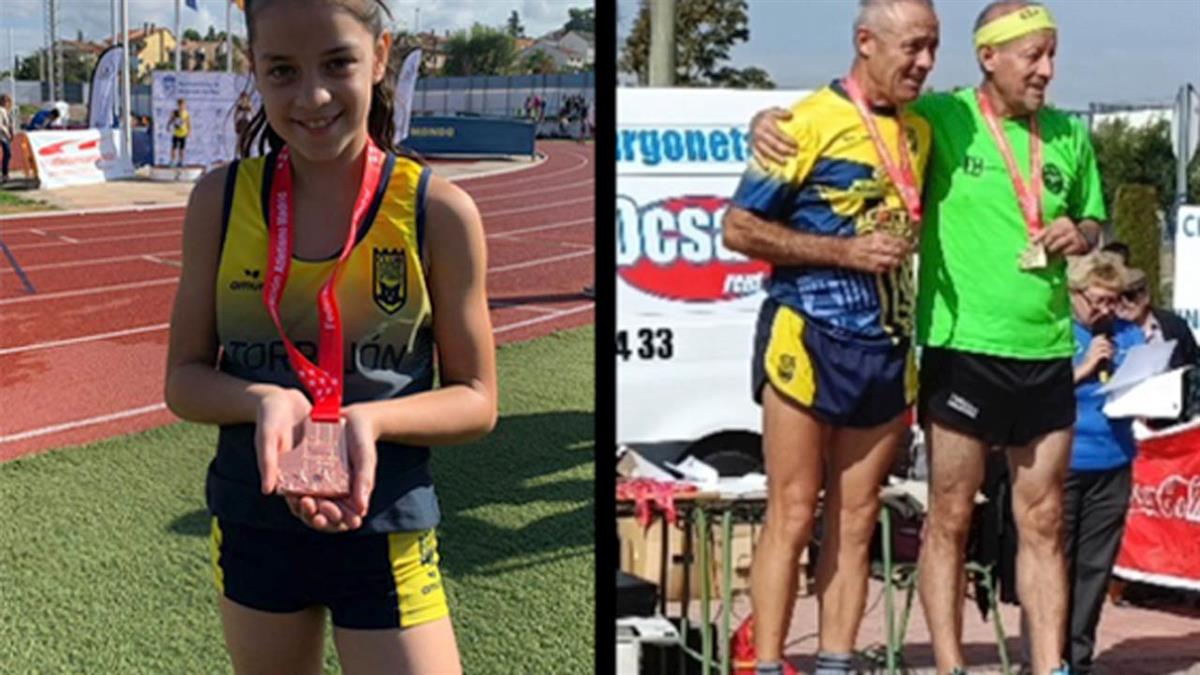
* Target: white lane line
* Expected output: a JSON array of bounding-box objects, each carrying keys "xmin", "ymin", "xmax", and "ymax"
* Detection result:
[
  {"xmin": 461, "ymin": 149, "xmax": 591, "ymax": 192},
  {"xmin": 489, "ymin": 249, "xmax": 593, "ymax": 273},
  {"xmin": 0, "ymin": 403, "xmax": 169, "ymax": 444},
  {"xmin": 7, "ymin": 230, "xmax": 180, "ymax": 250},
  {"xmin": 5, "ymin": 195, "xmax": 587, "ymax": 249},
  {"xmin": 29, "ymin": 228, "xmax": 47, "ymax": 236},
  {"xmin": 0, "ymin": 302, "xmax": 592, "ymax": 444},
  {"xmin": 490, "ymin": 302, "xmax": 562, "ymax": 314},
  {"xmin": 486, "ymin": 217, "xmax": 591, "ymax": 239},
  {"xmin": 0, "ymin": 202, "xmax": 185, "ymax": 222},
  {"xmin": 493, "ymin": 303, "xmax": 593, "ymax": 334},
  {"xmin": 473, "ymin": 178, "xmax": 593, "ymax": 204},
  {"xmin": 143, "ymin": 254, "xmax": 181, "ymax": 268},
  {"xmin": 483, "ymin": 195, "xmax": 592, "ymax": 218},
  {"xmin": 1, "ymin": 245, "xmax": 587, "ymax": 304},
  {"xmin": 0, "ymin": 277, "xmax": 178, "ymax": 305},
  {"xmin": 0, "ymin": 250, "xmax": 180, "ymax": 274},
  {"xmin": 0, "ymin": 323, "xmax": 170, "ymax": 356},
  {"xmin": 10, "ymin": 214, "xmax": 182, "ymax": 234}
]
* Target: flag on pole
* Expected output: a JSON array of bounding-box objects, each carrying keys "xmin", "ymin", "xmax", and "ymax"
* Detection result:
[
  {"xmin": 88, "ymin": 45, "xmax": 124, "ymax": 130},
  {"xmin": 393, "ymin": 49, "xmax": 422, "ymax": 143},
  {"xmin": 185, "ymin": 0, "xmax": 198, "ymax": 9},
  {"xmin": 233, "ymin": 0, "xmax": 245, "ymax": 11}
]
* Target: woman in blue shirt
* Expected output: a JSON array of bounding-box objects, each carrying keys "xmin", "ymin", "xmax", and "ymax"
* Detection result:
[{"xmin": 1062, "ymin": 252, "xmax": 1145, "ymax": 674}]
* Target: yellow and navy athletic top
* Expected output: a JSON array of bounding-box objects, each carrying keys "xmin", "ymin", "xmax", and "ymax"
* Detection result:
[
  {"xmin": 730, "ymin": 80, "xmax": 932, "ymax": 345},
  {"xmin": 208, "ymin": 149, "xmax": 438, "ymax": 535}
]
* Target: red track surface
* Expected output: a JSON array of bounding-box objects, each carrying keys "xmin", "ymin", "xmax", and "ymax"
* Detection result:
[{"xmin": 0, "ymin": 141, "xmax": 593, "ymax": 461}]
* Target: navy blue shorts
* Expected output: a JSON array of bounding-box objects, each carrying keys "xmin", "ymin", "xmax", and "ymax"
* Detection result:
[
  {"xmin": 752, "ymin": 298, "xmax": 914, "ymax": 428},
  {"xmin": 210, "ymin": 517, "xmax": 449, "ymax": 630}
]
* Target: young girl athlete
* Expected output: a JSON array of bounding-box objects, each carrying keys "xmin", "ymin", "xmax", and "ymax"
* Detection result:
[{"xmin": 164, "ymin": 1, "xmax": 497, "ymax": 673}]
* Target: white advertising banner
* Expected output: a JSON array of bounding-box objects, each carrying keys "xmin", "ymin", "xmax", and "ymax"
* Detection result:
[
  {"xmin": 26, "ymin": 128, "xmax": 134, "ymax": 189},
  {"xmin": 394, "ymin": 49, "xmax": 422, "ymax": 143},
  {"xmin": 616, "ymin": 87, "xmax": 809, "ymax": 445},
  {"xmin": 1173, "ymin": 205, "xmax": 1200, "ymax": 342},
  {"xmin": 152, "ymin": 71, "xmax": 254, "ymax": 168},
  {"xmin": 88, "ymin": 45, "xmax": 123, "ymax": 130}
]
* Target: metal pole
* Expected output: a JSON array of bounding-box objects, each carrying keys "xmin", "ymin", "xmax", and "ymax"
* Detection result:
[
  {"xmin": 121, "ymin": 0, "xmax": 132, "ymax": 160},
  {"xmin": 174, "ymin": 0, "xmax": 182, "ymax": 72},
  {"xmin": 46, "ymin": 0, "xmax": 56, "ymax": 102},
  {"xmin": 1178, "ymin": 85, "xmax": 1192, "ymax": 217},
  {"xmin": 7, "ymin": 28, "xmax": 15, "ymax": 107},
  {"xmin": 648, "ymin": 0, "xmax": 675, "ymax": 86},
  {"xmin": 226, "ymin": 0, "xmax": 233, "ymax": 73},
  {"xmin": 111, "ymin": 0, "xmax": 117, "ymax": 46}
]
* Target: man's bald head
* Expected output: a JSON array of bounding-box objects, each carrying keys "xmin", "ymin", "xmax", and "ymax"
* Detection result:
[{"xmin": 974, "ymin": 0, "xmax": 1036, "ymax": 34}]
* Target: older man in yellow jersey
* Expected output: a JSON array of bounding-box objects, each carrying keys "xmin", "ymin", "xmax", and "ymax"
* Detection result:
[
  {"xmin": 721, "ymin": 1, "xmax": 939, "ymax": 673},
  {"xmin": 750, "ymin": 3, "xmax": 1105, "ymax": 674}
]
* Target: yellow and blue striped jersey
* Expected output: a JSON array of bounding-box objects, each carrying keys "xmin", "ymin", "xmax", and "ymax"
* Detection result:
[
  {"xmin": 208, "ymin": 150, "xmax": 441, "ymax": 534},
  {"xmin": 730, "ymin": 80, "xmax": 932, "ymax": 344}
]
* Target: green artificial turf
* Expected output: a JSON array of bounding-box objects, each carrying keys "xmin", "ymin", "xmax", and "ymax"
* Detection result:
[{"xmin": 0, "ymin": 327, "xmax": 595, "ymax": 673}]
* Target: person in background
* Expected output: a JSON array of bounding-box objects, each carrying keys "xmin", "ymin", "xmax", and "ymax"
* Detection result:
[
  {"xmin": 27, "ymin": 107, "xmax": 60, "ymax": 131},
  {"xmin": 168, "ymin": 97, "xmax": 191, "ymax": 167},
  {"xmin": 1115, "ymin": 265, "xmax": 1200, "ymax": 372},
  {"xmin": 1051, "ymin": 252, "xmax": 1145, "ymax": 674},
  {"xmin": 0, "ymin": 94, "xmax": 15, "ymax": 184},
  {"xmin": 234, "ymin": 91, "xmax": 253, "ymax": 139}
]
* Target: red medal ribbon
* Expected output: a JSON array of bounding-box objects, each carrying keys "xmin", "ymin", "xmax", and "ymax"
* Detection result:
[
  {"xmin": 843, "ymin": 76, "xmax": 923, "ymax": 227},
  {"xmin": 264, "ymin": 141, "xmax": 386, "ymax": 423},
  {"xmin": 976, "ymin": 88, "xmax": 1043, "ymax": 236}
]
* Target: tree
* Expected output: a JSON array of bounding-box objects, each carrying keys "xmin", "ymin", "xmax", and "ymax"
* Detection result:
[
  {"xmin": 710, "ymin": 65, "xmax": 774, "ymax": 89},
  {"xmin": 442, "ymin": 24, "xmax": 516, "ymax": 77},
  {"xmin": 620, "ymin": 0, "xmax": 769, "ymax": 88},
  {"xmin": 1113, "ymin": 184, "xmax": 1163, "ymax": 305},
  {"xmin": 1091, "ymin": 118, "xmax": 1197, "ymax": 220},
  {"xmin": 564, "ymin": 7, "xmax": 594, "ymax": 33},
  {"xmin": 506, "ymin": 10, "xmax": 524, "ymax": 38},
  {"xmin": 184, "ymin": 28, "xmax": 202, "ymax": 42},
  {"xmin": 205, "ymin": 25, "xmax": 219, "ymax": 41},
  {"xmin": 521, "ymin": 49, "xmax": 558, "ymax": 75}
]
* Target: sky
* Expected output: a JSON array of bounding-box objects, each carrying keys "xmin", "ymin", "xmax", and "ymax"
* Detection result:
[
  {"xmin": 0, "ymin": 0, "xmax": 581, "ymax": 62},
  {"xmin": 616, "ymin": 0, "xmax": 1200, "ymax": 110}
]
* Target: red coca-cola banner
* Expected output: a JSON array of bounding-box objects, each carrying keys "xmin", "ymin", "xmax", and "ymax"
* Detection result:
[{"xmin": 1114, "ymin": 420, "xmax": 1200, "ymax": 590}]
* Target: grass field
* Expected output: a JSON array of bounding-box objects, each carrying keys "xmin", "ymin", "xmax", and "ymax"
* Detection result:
[
  {"xmin": 0, "ymin": 190, "xmax": 52, "ymax": 215},
  {"xmin": 0, "ymin": 327, "xmax": 595, "ymax": 673}
]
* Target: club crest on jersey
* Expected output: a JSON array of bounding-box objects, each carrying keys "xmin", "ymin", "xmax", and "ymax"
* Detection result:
[{"xmin": 372, "ymin": 248, "xmax": 407, "ymax": 314}]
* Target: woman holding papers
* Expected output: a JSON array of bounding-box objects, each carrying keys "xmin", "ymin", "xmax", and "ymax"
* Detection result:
[{"xmin": 1054, "ymin": 252, "xmax": 1145, "ymax": 674}]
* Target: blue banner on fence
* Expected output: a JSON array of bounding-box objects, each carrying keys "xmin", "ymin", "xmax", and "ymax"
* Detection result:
[{"xmin": 402, "ymin": 116, "xmax": 536, "ymax": 157}]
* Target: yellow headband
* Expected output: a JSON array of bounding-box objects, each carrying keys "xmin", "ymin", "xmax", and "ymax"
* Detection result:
[{"xmin": 974, "ymin": 5, "xmax": 1057, "ymax": 49}]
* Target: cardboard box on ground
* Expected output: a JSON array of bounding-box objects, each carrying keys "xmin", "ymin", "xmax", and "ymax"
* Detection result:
[{"xmin": 617, "ymin": 516, "xmax": 809, "ymax": 602}]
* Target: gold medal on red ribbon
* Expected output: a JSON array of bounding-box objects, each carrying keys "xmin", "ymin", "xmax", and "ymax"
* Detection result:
[
  {"xmin": 976, "ymin": 89, "xmax": 1046, "ymax": 271},
  {"xmin": 265, "ymin": 141, "xmax": 386, "ymax": 497},
  {"xmin": 843, "ymin": 76, "xmax": 922, "ymax": 242}
]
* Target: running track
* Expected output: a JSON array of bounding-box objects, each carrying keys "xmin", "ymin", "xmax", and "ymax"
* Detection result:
[{"xmin": 0, "ymin": 141, "xmax": 593, "ymax": 461}]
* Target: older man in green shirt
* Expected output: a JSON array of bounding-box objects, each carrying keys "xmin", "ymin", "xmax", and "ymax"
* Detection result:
[{"xmin": 749, "ymin": 2, "xmax": 1105, "ymax": 673}]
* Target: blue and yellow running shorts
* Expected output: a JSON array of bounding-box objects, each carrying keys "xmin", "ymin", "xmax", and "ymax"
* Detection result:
[
  {"xmin": 751, "ymin": 297, "xmax": 916, "ymax": 428},
  {"xmin": 210, "ymin": 517, "xmax": 449, "ymax": 630}
]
